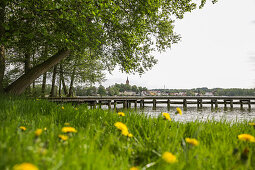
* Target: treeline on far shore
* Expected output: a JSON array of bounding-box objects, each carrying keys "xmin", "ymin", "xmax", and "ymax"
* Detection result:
[
  {"xmin": 152, "ymin": 87, "xmax": 255, "ymax": 96},
  {"xmin": 31, "ymin": 83, "xmax": 148, "ymax": 97},
  {"xmin": 34, "ymin": 85, "xmax": 255, "ymax": 97}
]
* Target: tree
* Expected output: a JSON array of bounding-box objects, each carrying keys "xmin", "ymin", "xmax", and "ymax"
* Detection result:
[
  {"xmin": 1, "ymin": 0, "xmax": 217, "ymax": 95},
  {"xmin": 85, "ymin": 86, "xmax": 97, "ymax": 96},
  {"xmin": 98, "ymin": 85, "xmax": 106, "ymax": 96}
]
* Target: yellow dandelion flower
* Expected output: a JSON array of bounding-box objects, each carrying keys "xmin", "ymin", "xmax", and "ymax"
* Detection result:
[
  {"xmin": 127, "ymin": 133, "xmax": 133, "ymax": 138},
  {"xmin": 162, "ymin": 152, "xmax": 178, "ymax": 163},
  {"xmin": 61, "ymin": 127, "xmax": 77, "ymax": 133},
  {"xmin": 74, "ymin": 108, "xmax": 78, "ymax": 110},
  {"xmin": 58, "ymin": 134, "xmax": 69, "ymax": 141},
  {"xmin": 249, "ymin": 122, "xmax": 255, "ymax": 126},
  {"xmin": 176, "ymin": 107, "xmax": 182, "ymax": 115},
  {"xmin": 238, "ymin": 134, "xmax": 255, "ymax": 142},
  {"xmin": 162, "ymin": 113, "xmax": 171, "ymax": 121},
  {"xmin": 61, "ymin": 106, "xmax": 64, "ymax": 110},
  {"xmin": 13, "ymin": 163, "xmax": 38, "ymax": 170},
  {"xmin": 64, "ymin": 123, "xmax": 70, "ymax": 126},
  {"xmin": 19, "ymin": 126, "xmax": 26, "ymax": 131},
  {"xmin": 114, "ymin": 122, "xmax": 133, "ymax": 137},
  {"xmin": 118, "ymin": 112, "xmax": 125, "ymax": 117},
  {"xmin": 114, "ymin": 122, "xmax": 128, "ymax": 132},
  {"xmin": 121, "ymin": 129, "xmax": 129, "ymax": 136},
  {"xmin": 35, "ymin": 129, "xmax": 43, "ymax": 137},
  {"xmin": 185, "ymin": 138, "xmax": 199, "ymax": 146},
  {"xmin": 130, "ymin": 167, "xmax": 139, "ymax": 170}
]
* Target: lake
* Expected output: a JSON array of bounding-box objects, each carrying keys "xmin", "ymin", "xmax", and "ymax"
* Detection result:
[{"xmin": 115, "ymin": 104, "xmax": 255, "ymax": 122}]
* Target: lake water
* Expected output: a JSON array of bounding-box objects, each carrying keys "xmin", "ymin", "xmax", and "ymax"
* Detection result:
[{"xmin": 114, "ymin": 104, "xmax": 255, "ymax": 122}]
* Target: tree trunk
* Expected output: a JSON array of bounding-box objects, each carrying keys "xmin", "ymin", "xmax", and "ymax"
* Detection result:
[
  {"xmin": 60, "ymin": 64, "xmax": 68, "ymax": 95},
  {"xmin": 5, "ymin": 48, "xmax": 70, "ymax": 95},
  {"xmin": 0, "ymin": 2, "xmax": 6, "ymax": 93},
  {"xmin": 24, "ymin": 52, "xmax": 31, "ymax": 94},
  {"xmin": 41, "ymin": 72, "xmax": 47, "ymax": 97},
  {"xmin": 68, "ymin": 67, "xmax": 76, "ymax": 97},
  {"xmin": 50, "ymin": 65, "xmax": 57, "ymax": 97},
  {"xmin": 58, "ymin": 75, "xmax": 61, "ymax": 97},
  {"xmin": 0, "ymin": 45, "xmax": 5, "ymax": 93}
]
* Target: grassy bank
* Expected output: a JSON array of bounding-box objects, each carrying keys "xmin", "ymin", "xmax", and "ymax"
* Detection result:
[{"xmin": 0, "ymin": 96, "xmax": 255, "ymax": 170}]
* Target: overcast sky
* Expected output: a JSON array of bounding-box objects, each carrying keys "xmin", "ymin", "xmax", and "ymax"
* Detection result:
[{"xmin": 102, "ymin": 0, "xmax": 255, "ymax": 89}]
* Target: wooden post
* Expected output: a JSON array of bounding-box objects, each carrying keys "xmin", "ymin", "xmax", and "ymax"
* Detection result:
[
  {"xmin": 211, "ymin": 99, "xmax": 214, "ymax": 110},
  {"xmin": 230, "ymin": 100, "xmax": 233, "ymax": 110},
  {"xmin": 153, "ymin": 99, "xmax": 156, "ymax": 110},
  {"xmin": 215, "ymin": 100, "xmax": 218, "ymax": 109},
  {"xmin": 128, "ymin": 100, "xmax": 131, "ymax": 108},
  {"xmin": 108, "ymin": 100, "xmax": 111, "ymax": 109},
  {"xmin": 114, "ymin": 100, "xmax": 117, "ymax": 110},
  {"xmin": 124, "ymin": 100, "xmax": 127, "ymax": 109},
  {"xmin": 224, "ymin": 100, "xmax": 227, "ymax": 108},
  {"xmin": 183, "ymin": 99, "xmax": 187, "ymax": 111},
  {"xmin": 140, "ymin": 100, "xmax": 144, "ymax": 109},
  {"xmin": 240, "ymin": 100, "xmax": 243, "ymax": 110},
  {"xmin": 200, "ymin": 99, "xmax": 203, "ymax": 108},
  {"xmin": 248, "ymin": 100, "xmax": 251, "ymax": 110},
  {"xmin": 167, "ymin": 99, "xmax": 170, "ymax": 111},
  {"xmin": 134, "ymin": 100, "xmax": 137, "ymax": 109},
  {"xmin": 99, "ymin": 100, "xmax": 102, "ymax": 109},
  {"xmin": 197, "ymin": 99, "xmax": 200, "ymax": 109}
]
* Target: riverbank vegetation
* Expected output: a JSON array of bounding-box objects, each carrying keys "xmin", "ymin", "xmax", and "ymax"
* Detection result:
[{"xmin": 1, "ymin": 97, "xmax": 255, "ymax": 169}]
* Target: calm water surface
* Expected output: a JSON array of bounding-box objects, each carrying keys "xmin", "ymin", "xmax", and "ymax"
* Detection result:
[{"xmin": 115, "ymin": 104, "xmax": 255, "ymax": 122}]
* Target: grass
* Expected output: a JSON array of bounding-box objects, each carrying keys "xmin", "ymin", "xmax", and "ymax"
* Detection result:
[{"xmin": 0, "ymin": 96, "xmax": 255, "ymax": 170}]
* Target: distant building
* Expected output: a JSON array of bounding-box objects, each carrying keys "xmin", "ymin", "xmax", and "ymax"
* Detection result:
[
  {"xmin": 123, "ymin": 91, "xmax": 136, "ymax": 96},
  {"xmin": 204, "ymin": 92, "xmax": 214, "ymax": 96},
  {"xmin": 126, "ymin": 77, "xmax": 129, "ymax": 85}
]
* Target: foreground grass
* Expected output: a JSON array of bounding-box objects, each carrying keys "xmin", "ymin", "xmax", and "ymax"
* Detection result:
[{"xmin": 0, "ymin": 96, "xmax": 255, "ymax": 170}]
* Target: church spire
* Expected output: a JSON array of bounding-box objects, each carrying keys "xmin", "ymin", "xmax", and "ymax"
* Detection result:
[{"xmin": 126, "ymin": 77, "xmax": 129, "ymax": 85}]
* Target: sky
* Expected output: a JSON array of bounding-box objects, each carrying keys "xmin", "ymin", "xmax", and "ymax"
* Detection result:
[{"xmin": 101, "ymin": 0, "xmax": 255, "ymax": 89}]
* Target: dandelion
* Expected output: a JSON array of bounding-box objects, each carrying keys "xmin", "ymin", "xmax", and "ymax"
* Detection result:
[
  {"xmin": 162, "ymin": 152, "xmax": 178, "ymax": 163},
  {"xmin": 61, "ymin": 127, "xmax": 77, "ymax": 133},
  {"xmin": 114, "ymin": 122, "xmax": 128, "ymax": 132},
  {"xmin": 238, "ymin": 134, "xmax": 255, "ymax": 142},
  {"xmin": 130, "ymin": 167, "xmax": 139, "ymax": 170},
  {"xmin": 114, "ymin": 122, "xmax": 133, "ymax": 138},
  {"xmin": 13, "ymin": 163, "xmax": 38, "ymax": 170},
  {"xmin": 58, "ymin": 134, "xmax": 69, "ymax": 141},
  {"xmin": 61, "ymin": 106, "xmax": 64, "ymax": 110},
  {"xmin": 35, "ymin": 129, "xmax": 42, "ymax": 137},
  {"xmin": 19, "ymin": 126, "xmax": 26, "ymax": 131},
  {"xmin": 185, "ymin": 138, "xmax": 199, "ymax": 146},
  {"xmin": 162, "ymin": 113, "xmax": 171, "ymax": 121},
  {"xmin": 175, "ymin": 107, "xmax": 182, "ymax": 115},
  {"xmin": 127, "ymin": 133, "xmax": 133, "ymax": 138},
  {"xmin": 64, "ymin": 123, "xmax": 70, "ymax": 126},
  {"xmin": 118, "ymin": 112, "xmax": 125, "ymax": 117},
  {"xmin": 249, "ymin": 122, "xmax": 255, "ymax": 126},
  {"xmin": 74, "ymin": 108, "xmax": 78, "ymax": 110}
]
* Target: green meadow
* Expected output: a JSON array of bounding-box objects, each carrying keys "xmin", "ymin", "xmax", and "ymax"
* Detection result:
[{"xmin": 0, "ymin": 96, "xmax": 255, "ymax": 170}]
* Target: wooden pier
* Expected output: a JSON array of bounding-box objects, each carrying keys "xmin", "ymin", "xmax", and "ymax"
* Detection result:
[{"xmin": 47, "ymin": 96, "xmax": 255, "ymax": 110}]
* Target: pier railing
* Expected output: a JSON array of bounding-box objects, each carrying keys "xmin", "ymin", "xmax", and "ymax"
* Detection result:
[{"xmin": 47, "ymin": 96, "xmax": 255, "ymax": 110}]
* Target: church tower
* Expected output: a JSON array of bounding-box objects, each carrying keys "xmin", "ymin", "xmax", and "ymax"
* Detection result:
[{"xmin": 126, "ymin": 77, "xmax": 129, "ymax": 85}]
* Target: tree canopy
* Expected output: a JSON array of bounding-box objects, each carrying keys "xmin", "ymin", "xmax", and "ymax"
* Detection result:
[{"xmin": 0, "ymin": 0, "xmax": 217, "ymax": 95}]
